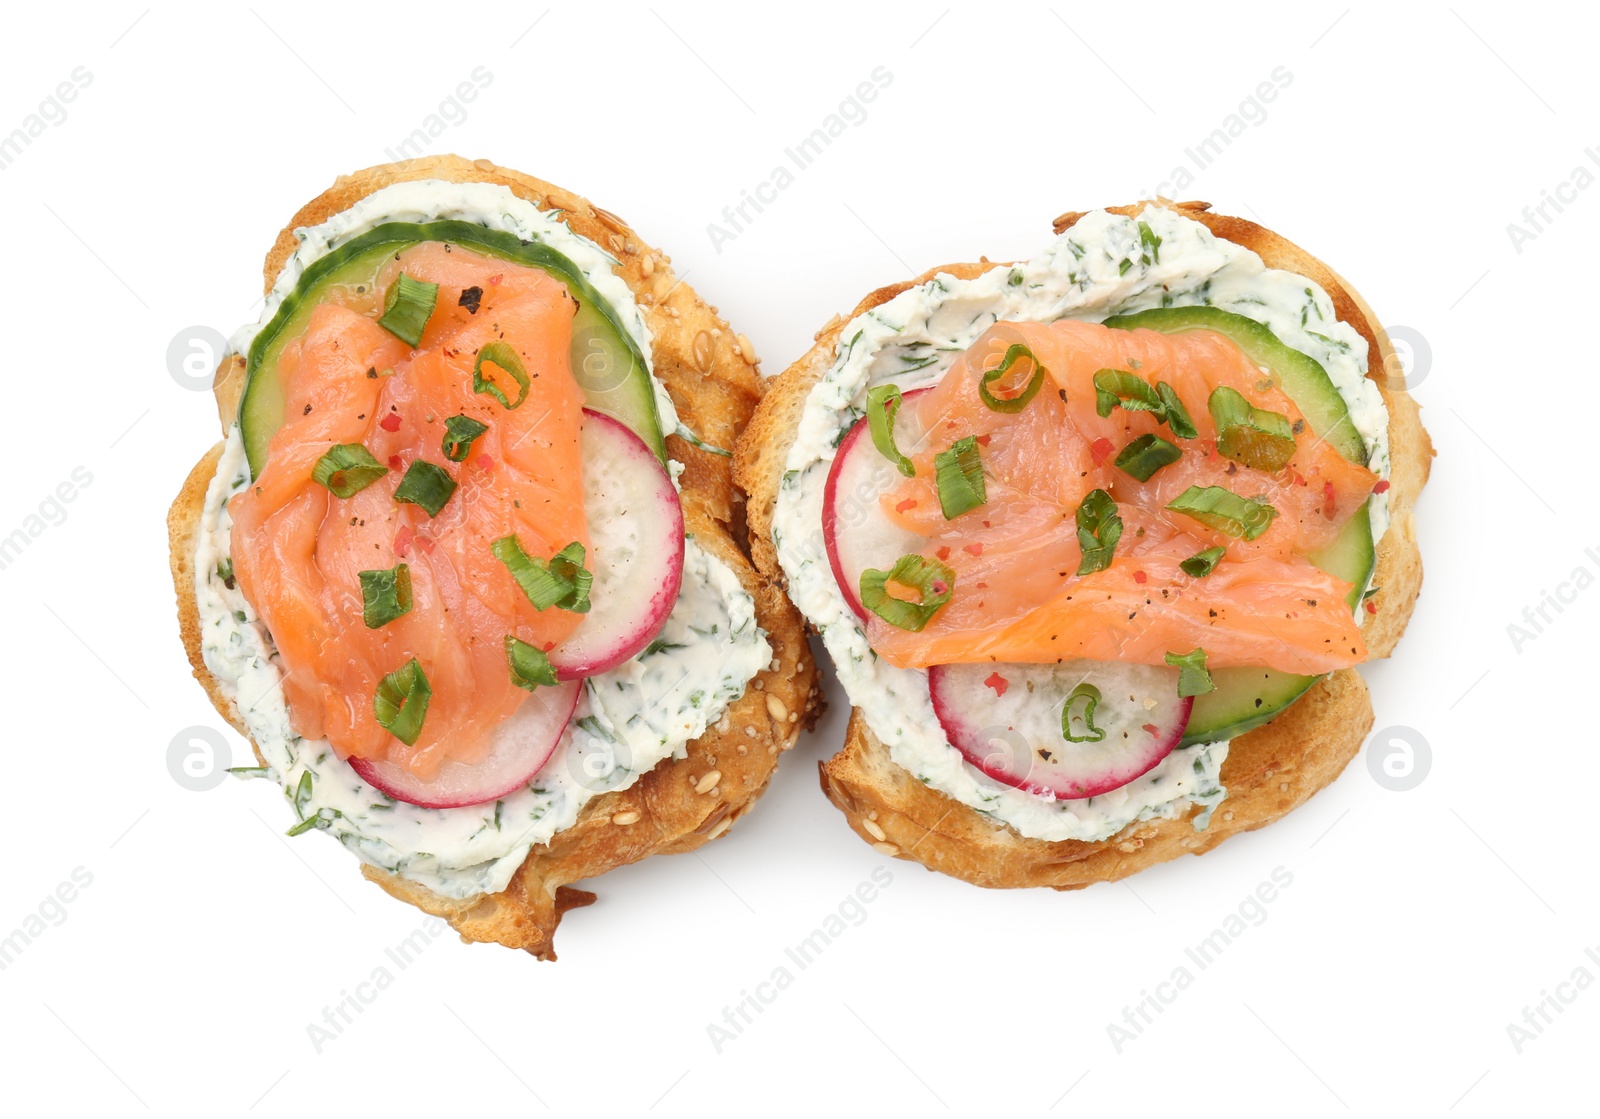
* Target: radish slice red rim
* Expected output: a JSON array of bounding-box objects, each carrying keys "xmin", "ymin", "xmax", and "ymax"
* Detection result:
[
  {"xmin": 349, "ymin": 409, "xmax": 682, "ymax": 807},
  {"xmin": 350, "ymin": 679, "xmax": 582, "ymax": 809},
  {"xmin": 823, "ymin": 387, "xmax": 931, "ymax": 618},
  {"xmin": 547, "ymin": 408, "xmax": 684, "ymax": 678},
  {"xmin": 929, "ymin": 660, "xmax": 1193, "ymax": 800}
]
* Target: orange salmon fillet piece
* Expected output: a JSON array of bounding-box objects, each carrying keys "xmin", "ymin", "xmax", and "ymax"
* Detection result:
[
  {"xmin": 230, "ymin": 243, "xmax": 587, "ymax": 779},
  {"xmin": 867, "ymin": 319, "xmax": 1376, "ymax": 675}
]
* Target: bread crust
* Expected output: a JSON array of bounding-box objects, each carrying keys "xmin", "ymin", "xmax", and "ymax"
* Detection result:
[
  {"xmin": 734, "ymin": 201, "xmax": 1431, "ymax": 889},
  {"xmin": 169, "ymin": 156, "xmax": 819, "ymax": 956}
]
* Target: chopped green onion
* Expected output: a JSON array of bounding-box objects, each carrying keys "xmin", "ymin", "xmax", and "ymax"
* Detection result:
[
  {"xmin": 473, "ymin": 341, "xmax": 531, "ymax": 409},
  {"xmin": 1093, "ymin": 369, "xmax": 1162, "ymax": 418},
  {"xmin": 358, "ymin": 564, "xmax": 413, "ymax": 628},
  {"xmin": 377, "ymin": 273, "xmax": 438, "ymax": 347},
  {"xmin": 392, "ymin": 460, "xmax": 457, "ymax": 517},
  {"xmin": 859, "ymin": 553, "xmax": 955, "ymax": 632},
  {"xmin": 1075, "ymin": 489, "xmax": 1123, "ymax": 575},
  {"xmin": 1114, "ymin": 433, "xmax": 1182, "ymax": 482},
  {"xmin": 441, "ymin": 414, "xmax": 488, "ymax": 462},
  {"xmin": 866, "ymin": 384, "xmax": 913, "ymax": 477},
  {"xmin": 492, "ymin": 536, "xmax": 593, "ymax": 613},
  {"xmin": 1179, "ymin": 545, "xmax": 1226, "ymax": 578},
  {"xmin": 1167, "ymin": 485, "xmax": 1278, "ymax": 540},
  {"xmin": 1062, "ymin": 682, "xmax": 1106, "ymax": 743},
  {"xmin": 979, "ymin": 344, "xmax": 1047, "ymax": 413},
  {"xmin": 1209, "ymin": 386, "xmax": 1297, "ymax": 471},
  {"xmin": 311, "ymin": 443, "xmax": 387, "ymax": 498},
  {"xmin": 293, "ymin": 770, "xmax": 313, "ymax": 814},
  {"xmin": 1093, "ymin": 370, "xmax": 1196, "ymax": 439},
  {"xmin": 1156, "ymin": 382, "xmax": 1198, "ymax": 439},
  {"xmin": 374, "ymin": 658, "xmax": 432, "ymax": 745},
  {"xmin": 505, "ymin": 635, "xmax": 559, "ymax": 690},
  {"xmin": 1165, "ymin": 648, "xmax": 1216, "ymax": 697},
  {"xmin": 934, "ymin": 435, "xmax": 986, "ymax": 519}
]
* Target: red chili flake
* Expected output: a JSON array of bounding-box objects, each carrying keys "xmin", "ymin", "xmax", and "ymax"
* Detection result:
[
  {"xmin": 975, "ymin": 434, "xmax": 992, "ymax": 447},
  {"xmin": 394, "ymin": 526, "xmax": 413, "ymax": 557},
  {"xmin": 1142, "ymin": 723, "xmax": 1159, "ymax": 736},
  {"xmin": 1091, "ymin": 437, "xmax": 1115, "ymax": 465},
  {"xmin": 936, "ymin": 546, "xmax": 951, "ymax": 560},
  {"xmin": 1133, "ymin": 570, "xmax": 1147, "ymax": 584},
  {"xmin": 1322, "ymin": 481, "xmax": 1337, "ymax": 519},
  {"xmin": 1373, "ymin": 479, "xmax": 1391, "ymax": 494},
  {"xmin": 479, "ymin": 455, "xmax": 495, "ymax": 471},
  {"xmin": 976, "ymin": 581, "xmax": 988, "ymax": 589},
  {"xmin": 930, "ymin": 580, "xmax": 949, "ymax": 596},
  {"xmin": 1365, "ymin": 599, "xmax": 1378, "ymax": 615},
  {"xmin": 387, "ymin": 454, "xmax": 402, "ymax": 468},
  {"xmin": 379, "ymin": 413, "xmax": 402, "ymax": 432},
  {"xmin": 895, "ymin": 497, "xmax": 917, "ymax": 513},
  {"xmin": 984, "ymin": 672, "xmax": 1009, "ymax": 697},
  {"xmin": 415, "ymin": 534, "xmax": 435, "ymax": 553},
  {"xmin": 488, "ymin": 273, "xmax": 503, "ymax": 285},
  {"xmin": 1289, "ymin": 469, "xmax": 1306, "ymax": 487},
  {"xmin": 964, "ymin": 542, "xmax": 984, "ymax": 556}
]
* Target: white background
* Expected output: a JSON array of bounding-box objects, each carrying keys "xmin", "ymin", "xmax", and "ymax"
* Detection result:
[{"xmin": 0, "ymin": 2, "xmax": 1591, "ymax": 1114}]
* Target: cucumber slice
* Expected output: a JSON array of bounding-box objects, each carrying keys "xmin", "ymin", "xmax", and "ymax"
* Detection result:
[
  {"xmin": 1103, "ymin": 306, "xmax": 1366, "ymax": 466},
  {"xmin": 238, "ymin": 220, "xmax": 663, "ymax": 477},
  {"xmin": 1100, "ymin": 306, "xmax": 1378, "ymax": 745}
]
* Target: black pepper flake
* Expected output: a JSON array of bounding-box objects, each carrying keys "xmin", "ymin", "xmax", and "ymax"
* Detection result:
[
  {"xmin": 1292, "ymin": 419, "xmax": 1306, "ymax": 434},
  {"xmin": 1225, "ymin": 462, "xmax": 1238, "ymax": 475},
  {"xmin": 303, "ymin": 404, "xmax": 313, "ymax": 415},
  {"xmin": 459, "ymin": 286, "xmax": 483, "ymax": 314},
  {"xmin": 366, "ymin": 367, "xmax": 378, "ymax": 379}
]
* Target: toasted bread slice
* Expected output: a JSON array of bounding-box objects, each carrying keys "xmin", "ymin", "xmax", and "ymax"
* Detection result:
[
  {"xmin": 735, "ymin": 202, "xmax": 1431, "ymax": 889},
  {"xmin": 169, "ymin": 156, "xmax": 819, "ymax": 955}
]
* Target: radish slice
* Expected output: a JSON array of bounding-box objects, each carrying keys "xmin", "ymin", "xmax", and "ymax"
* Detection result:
[
  {"xmin": 929, "ymin": 661, "xmax": 1193, "ymax": 800},
  {"xmin": 547, "ymin": 409, "xmax": 684, "ymax": 678},
  {"xmin": 350, "ymin": 680, "xmax": 582, "ymax": 809},
  {"xmin": 823, "ymin": 387, "xmax": 931, "ymax": 618}
]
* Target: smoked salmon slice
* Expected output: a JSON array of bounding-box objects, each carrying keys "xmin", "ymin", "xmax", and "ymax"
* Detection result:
[
  {"xmin": 229, "ymin": 243, "xmax": 588, "ymax": 780},
  {"xmin": 866, "ymin": 319, "xmax": 1377, "ymax": 676}
]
